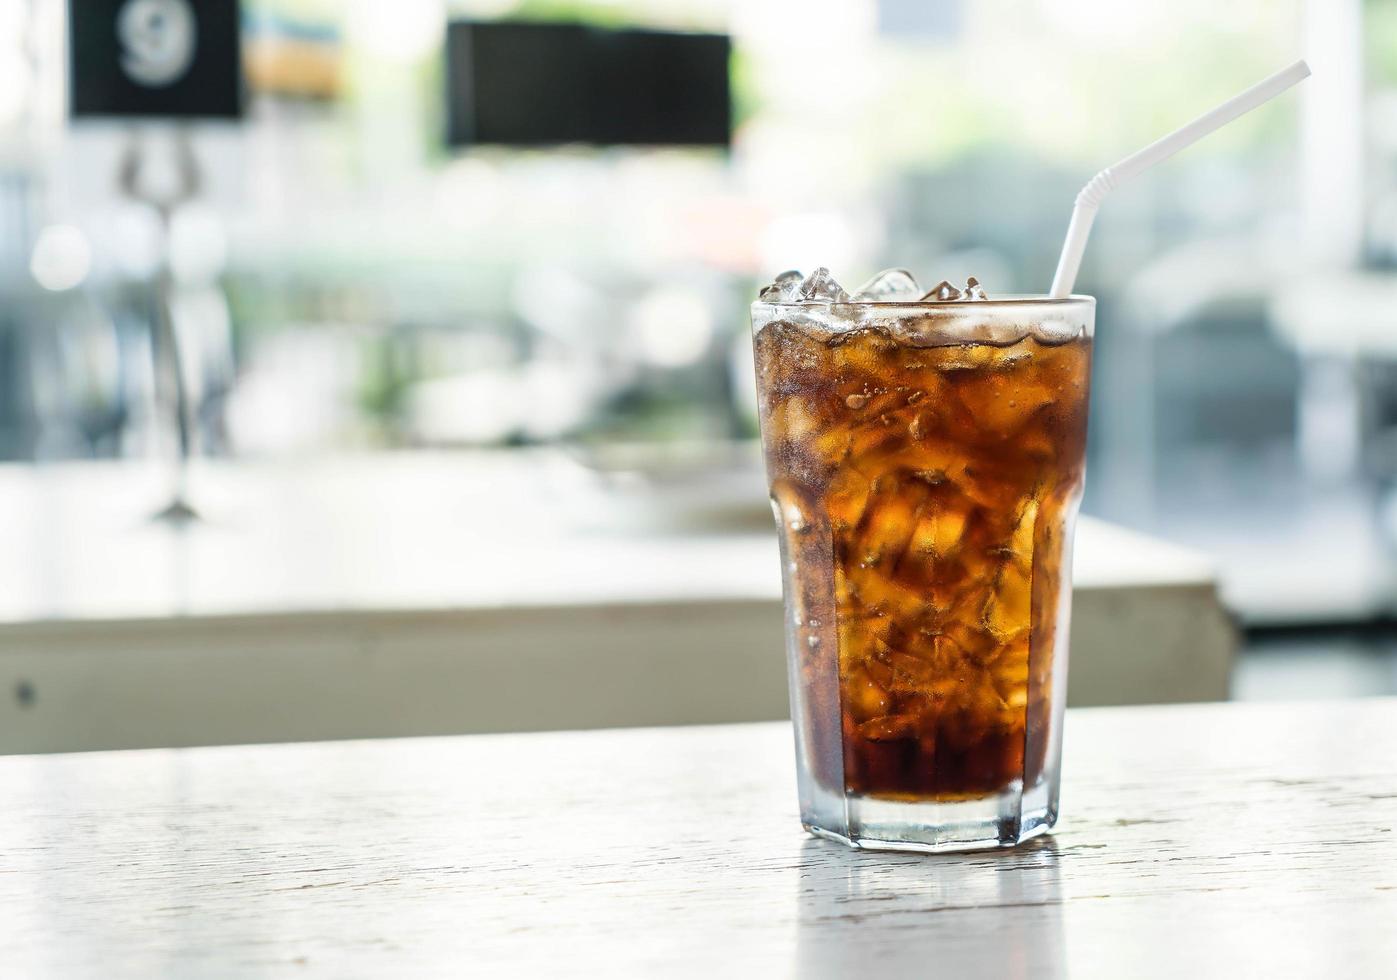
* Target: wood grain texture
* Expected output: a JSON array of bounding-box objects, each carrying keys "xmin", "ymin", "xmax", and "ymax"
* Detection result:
[{"xmin": 2, "ymin": 699, "xmax": 1395, "ymax": 978}]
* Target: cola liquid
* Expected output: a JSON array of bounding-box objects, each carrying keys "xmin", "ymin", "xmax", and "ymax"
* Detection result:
[{"xmin": 754, "ymin": 311, "xmax": 1091, "ymax": 803}]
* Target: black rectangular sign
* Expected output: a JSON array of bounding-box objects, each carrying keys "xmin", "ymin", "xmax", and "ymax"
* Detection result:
[
  {"xmin": 69, "ymin": 0, "xmax": 243, "ymax": 119},
  {"xmin": 446, "ymin": 21, "xmax": 730, "ymax": 147}
]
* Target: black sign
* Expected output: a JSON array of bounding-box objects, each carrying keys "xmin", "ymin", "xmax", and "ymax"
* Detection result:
[
  {"xmin": 446, "ymin": 21, "xmax": 730, "ymax": 147},
  {"xmin": 69, "ymin": 0, "xmax": 243, "ymax": 119}
]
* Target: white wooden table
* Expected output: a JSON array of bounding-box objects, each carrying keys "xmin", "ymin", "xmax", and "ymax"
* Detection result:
[
  {"xmin": 2, "ymin": 699, "xmax": 1394, "ymax": 978},
  {"xmin": 0, "ymin": 453, "xmax": 1233, "ymax": 754}
]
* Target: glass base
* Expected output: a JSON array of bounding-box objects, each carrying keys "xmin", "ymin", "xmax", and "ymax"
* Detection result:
[{"xmin": 802, "ymin": 779, "xmax": 1057, "ymax": 853}]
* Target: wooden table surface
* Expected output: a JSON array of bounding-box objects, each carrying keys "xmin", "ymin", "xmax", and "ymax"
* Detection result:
[{"xmin": 4, "ymin": 699, "xmax": 1394, "ymax": 978}]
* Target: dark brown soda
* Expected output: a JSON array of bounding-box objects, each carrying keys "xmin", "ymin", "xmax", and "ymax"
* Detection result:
[{"xmin": 754, "ymin": 316, "xmax": 1091, "ymax": 801}]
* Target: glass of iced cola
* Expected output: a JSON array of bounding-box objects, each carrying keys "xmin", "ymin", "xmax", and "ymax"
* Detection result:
[{"xmin": 752, "ymin": 268, "xmax": 1093, "ymax": 851}]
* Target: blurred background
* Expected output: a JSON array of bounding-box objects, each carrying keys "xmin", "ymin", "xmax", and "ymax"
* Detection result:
[{"xmin": 2, "ymin": 0, "xmax": 1394, "ymax": 753}]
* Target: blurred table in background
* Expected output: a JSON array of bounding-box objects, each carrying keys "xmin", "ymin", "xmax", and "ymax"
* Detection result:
[{"xmin": 0, "ymin": 452, "xmax": 1233, "ymax": 754}]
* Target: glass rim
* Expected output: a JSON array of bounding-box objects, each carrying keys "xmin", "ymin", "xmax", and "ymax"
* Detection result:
[{"xmin": 752, "ymin": 294, "xmax": 1096, "ymax": 310}]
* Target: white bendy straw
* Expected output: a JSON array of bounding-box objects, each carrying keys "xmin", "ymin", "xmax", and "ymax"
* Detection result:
[{"xmin": 1049, "ymin": 59, "xmax": 1311, "ymax": 298}]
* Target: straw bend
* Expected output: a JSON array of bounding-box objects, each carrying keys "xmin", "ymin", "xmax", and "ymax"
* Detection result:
[
  {"xmin": 1049, "ymin": 58, "xmax": 1311, "ymax": 298},
  {"xmin": 1076, "ymin": 168, "xmax": 1119, "ymax": 210}
]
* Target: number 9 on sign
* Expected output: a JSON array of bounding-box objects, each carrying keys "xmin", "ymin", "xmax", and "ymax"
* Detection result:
[{"xmin": 117, "ymin": 0, "xmax": 196, "ymax": 88}]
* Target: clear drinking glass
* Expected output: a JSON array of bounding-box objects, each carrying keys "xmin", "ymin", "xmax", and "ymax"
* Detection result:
[{"xmin": 751, "ymin": 294, "xmax": 1094, "ymax": 851}]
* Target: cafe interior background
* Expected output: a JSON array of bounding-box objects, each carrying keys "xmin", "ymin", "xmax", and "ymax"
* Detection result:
[{"xmin": 2, "ymin": 0, "xmax": 1394, "ymax": 753}]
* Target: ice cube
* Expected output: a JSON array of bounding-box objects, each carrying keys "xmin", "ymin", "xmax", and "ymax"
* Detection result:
[
  {"xmin": 983, "ymin": 561, "xmax": 1032, "ymax": 641},
  {"xmin": 922, "ymin": 277, "xmax": 991, "ymax": 302},
  {"xmin": 850, "ymin": 268, "xmax": 921, "ymax": 302},
  {"xmin": 955, "ymin": 372, "xmax": 1057, "ymax": 437},
  {"xmin": 982, "ymin": 500, "xmax": 1037, "ymax": 641},
  {"xmin": 757, "ymin": 269, "xmax": 804, "ymax": 303},
  {"xmin": 845, "ymin": 662, "xmax": 892, "ymax": 722},
  {"xmin": 798, "ymin": 267, "xmax": 850, "ymax": 303},
  {"xmin": 1032, "ymin": 316, "xmax": 1081, "ymax": 345},
  {"xmin": 909, "ymin": 505, "xmax": 970, "ymax": 558},
  {"xmin": 825, "ymin": 467, "xmax": 872, "ymax": 531}
]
